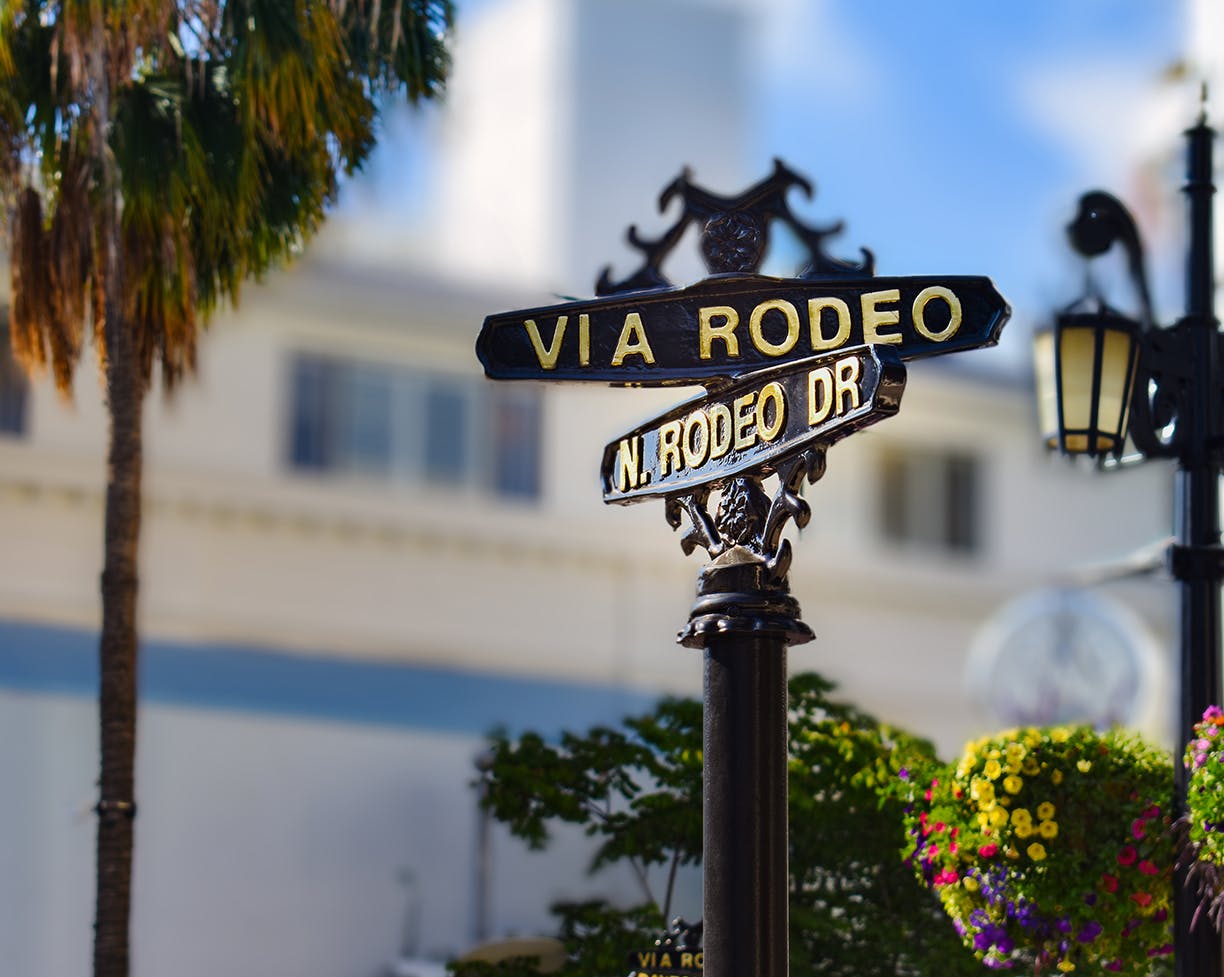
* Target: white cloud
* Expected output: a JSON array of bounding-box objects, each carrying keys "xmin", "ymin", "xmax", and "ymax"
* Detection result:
[
  {"xmin": 1013, "ymin": 58, "xmax": 1195, "ymax": 189},
  {"xmin": 746, "ymin": 0, "xmax": 883, "ymax": 105}
]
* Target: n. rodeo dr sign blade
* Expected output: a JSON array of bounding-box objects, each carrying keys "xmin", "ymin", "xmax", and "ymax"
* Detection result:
[{"xmin": 602, "ymin": 345, "xmax": 904, "ymax": 503}]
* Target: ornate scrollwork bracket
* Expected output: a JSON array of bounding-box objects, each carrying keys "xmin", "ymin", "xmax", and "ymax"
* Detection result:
[
  {"xmin": 671, "ymin": 450, "xmax": 826, "ymax": 649},
  {"xmin": 597, "ymin": 159, "xmax": 873, "ymax": 296}
]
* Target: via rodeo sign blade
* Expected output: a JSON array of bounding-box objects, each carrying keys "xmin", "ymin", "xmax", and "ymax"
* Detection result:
[
  {"xmin": 602, "ymin": 346, "xmax": 903, "ymax": 503},
  {"xmin": 477, "ymin": 273, "xmax": 1006, "ymax": 386}
]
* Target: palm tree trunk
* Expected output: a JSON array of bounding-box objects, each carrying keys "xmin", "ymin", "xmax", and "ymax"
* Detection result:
[
  {"xmin": 89, "ymin": 16, "xmax": 143, "ymax": 973},
  {"xmin": 94, "ymin": 311, "xmax": 143, "ymax": 977}
]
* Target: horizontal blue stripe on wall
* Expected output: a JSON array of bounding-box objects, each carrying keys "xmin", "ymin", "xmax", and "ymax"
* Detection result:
[{"xmin": 0, "ymin": 620, "xmax": 661, "ymax": 737}]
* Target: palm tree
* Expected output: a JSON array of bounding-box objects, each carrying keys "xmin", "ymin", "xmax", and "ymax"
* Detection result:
[{"xmin": 0, "ymin": 2, "xmax": 453, "ymax": 974}]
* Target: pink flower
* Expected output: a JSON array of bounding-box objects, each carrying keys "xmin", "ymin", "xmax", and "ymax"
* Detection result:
[
  {"xmin": 1131, "ymin": 892, "xmax": 1152, "ymax": 907},
  {"xmin": 1143, "ymin": 805, "xmax": 1161, "ymax": 819},
  {"xmin": 934, "ymin": 822, "xmax": 947, "ymax": 833},
  {"xmin": 1131, "ymin": 818, "xmax": 1146, "ymax": 840},
  {"xmin": 979, "ymin": 843, "xmax": 999, "ymax": 858},
  {"xmin": 1117, "ymin": 846, "xmax": 1138, "ymax": 866},
  {"xmin": 1138, "ymin": 860, "xmax": 1160, "ymax": 876},
  {"xmin": 1101, "ymin": 873, "xmax": 1119, "ymax": 893}
]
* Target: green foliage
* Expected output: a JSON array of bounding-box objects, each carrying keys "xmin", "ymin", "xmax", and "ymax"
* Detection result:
[
  {"xmin": 0, "ymin": 0, "xmax": 453, "ymax": 389},
  {"xmin": 904, "ymin": 725, "xmax": 1174, "ymax": 975},
  {"xmin": 1182, "ymin": 705, "xmax": 1224, "ymax": 928},
  {"xmin": 475, "ymin": 672, "xmax": 980, "ymax": 977}
]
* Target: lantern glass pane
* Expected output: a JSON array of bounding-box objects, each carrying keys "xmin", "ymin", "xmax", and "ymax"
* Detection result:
[
  {"xmin": 1058, "ymin": 326, "xmax": 1098, "ymax": 432},
  {"xmin": 1097, "ymin": 326, "xmax": 1137, "ymax": 440},
  {"xmin": 1032, "ymin": 330, "xmax": 1059, "ymax": 449}
]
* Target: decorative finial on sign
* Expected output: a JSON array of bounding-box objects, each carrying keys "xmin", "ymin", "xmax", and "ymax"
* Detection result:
[{"xmin": 596, "ymin": 160, "xmax": 873, "ymax": 296}]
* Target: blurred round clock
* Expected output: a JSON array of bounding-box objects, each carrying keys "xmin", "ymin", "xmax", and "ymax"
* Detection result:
[{"xmin": 966, "ymin": 588, "xmax": 1163, "ymax": 730}]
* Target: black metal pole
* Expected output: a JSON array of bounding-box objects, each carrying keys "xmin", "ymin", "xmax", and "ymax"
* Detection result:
[
  {"xmin": 1172, "ymin": 114, "xmax": 1224, "ymax": 977},
  {"xmin": 680, "ymin": 542, "xmax": 812, "ymax": 977}
]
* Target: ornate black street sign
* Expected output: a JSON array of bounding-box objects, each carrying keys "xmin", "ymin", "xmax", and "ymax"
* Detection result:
[
  {"xmin": 474, "ymin": 160, "xmax": 1010, "ymax": 977},
  {"xmin": 476, "ymin": 274, "xmax": 1006, "ymax": 385},
  {"xmin": 602, "ymin": 345, "xmax": 903, "ymax": 503}
]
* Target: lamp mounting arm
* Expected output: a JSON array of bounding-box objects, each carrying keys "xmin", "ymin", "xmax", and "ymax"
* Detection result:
[{"xmin": 1068, "ymin": 191, "xmax": 1156, "ymax": 331}]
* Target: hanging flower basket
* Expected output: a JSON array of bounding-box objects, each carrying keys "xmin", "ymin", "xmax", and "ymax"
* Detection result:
[
  {"xmin": 1181, "ymin": 705, "xmax": 1224, "ymax": 927},
  {"xmin": 902, "ymin": 726, "xmax": 1173, "ymax": 975}
]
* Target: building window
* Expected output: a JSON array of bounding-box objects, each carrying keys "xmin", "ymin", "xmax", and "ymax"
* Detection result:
[
  {"xmin": 286, "ymin": 353, "xmax": 542, "ymax": 501},
  {"xmin": 0, "ymin": 321, "xmax": 27, "ymax": 437},
  {"xmin": 878, "ymin": 446, "xmax": 980, "ymax": 555}
]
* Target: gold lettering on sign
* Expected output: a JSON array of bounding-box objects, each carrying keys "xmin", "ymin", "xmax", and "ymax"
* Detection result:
[
  {"xmin": 658, "ymin": 420, "xmax": 683, "ymax": 477},
  {"xmin": 808, "ymin": 366, "xmax": 834, "ymax": 425},
  {"xmin": 912, "ymin": 286, "xmax": 962, "ymax": 342},
  {"xmin": 611, "ymin": 312, "xmax": 656, "ymax": 366},
  {"xmin": 578, "ymin": 313, "xmax": 590, "ymax": 365},
  {"xmin": 834, "ymin": 355, "xmax": 862, "ymax": 413},
  {"xmin": 524, "ymin": 316, "xmax": 568, "ymax": 369},
  {"xmin": 755, "ymin": 382, "xmax": 786, "ymax": 441},
  {"xmin": 808, "ymin": 297, "xmax": 851, "ymax": 351},
  {"xmin": 699, "ymin": 306, "xmax": 740, "ymax": 359},
  {"xmin": 616, "ymin": 436, "xmax": 644, "ymax": 492},
  {"xmin": 683, "ymin": 410, "xmax": 711, "ymax": 469},
  {"xmin": 709, "ymin": 403, "xmax": 733, "ymax": 459},
  {"xmin": 749, "ymin": 299, "xmax": 800, "ymax": 356},
  {"xmin": 861, "ymin": 289, "xmax": 902, "ymax": 345},
  {"xmin": 636, "ymin": 954, "xmax": 652, "ymax": 968},
  {"xmin": 733, "ymin": 392, "xmax": 757, "ymax": 450}
]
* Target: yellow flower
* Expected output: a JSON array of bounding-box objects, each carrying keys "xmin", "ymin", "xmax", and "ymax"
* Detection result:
[
  {"xmin": 984, "ymin": 759, "xmax": 1003, "ymax": 781},
  {"xmin": 1006, "ymin": 846, "xmax": 1019, "ymax": 860},
  {"xmin": 1003, "ymin": 775, "xmax": 1024, "ymax": 794},
  {"xmin": 1023, "ymin": 757, "xmax": 1040, "ymax": 775},
  {"xmin": 1011, "ymin": 807, "xmax": 1032, "ymax": 827},
  {"xmin": 1051, "ymin": 769, "xmax": 1064, "ymax": 785},
  {"xmin": 989, "ymin": 808, "xmax": 1009, "ymax": 828},
  {"xmin": 971, "ymin": 779, "xmax": 996, "ymax": 806},
  {"xmin": 1077, "ymin": 759, "xmax": 1092, "ymax": 773},
  {"xmin": 1057, "ymin": 960, "xmax": 1075, "ymax": 973},
  {"xmin": 977, "ymin": 812, "xmax": 991, "ymax": 827},
  {"xmin": 1014, "ymin": 822, "xmax": 1033, "ymax": 839},
  {"xmin": 1037, "ymin": 802, "xmax": 1056, "ymax": 820},
  {"xmin": 1039, "ymin": 820, "xmax": 1058, "ymax": 839},
  {"xmin": 1027, "ymin": 842, "xmax": 1047, "ymax": 861},
  {"xmin": 1025, "ymin": 730, "xmax": 1042, "ymax": 747},
  {"xmin": 963, "ymin": 876, "xmax": 979, "ymax": 892}
]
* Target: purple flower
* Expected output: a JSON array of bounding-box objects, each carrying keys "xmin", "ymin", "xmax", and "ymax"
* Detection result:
[
  {"xmin": 1077, "ymin": 921, "xmax": 1102, "ymax": 943},
  {"xmin": 898, "ymin": 767, "xmax": 910, "ymax": 780}
]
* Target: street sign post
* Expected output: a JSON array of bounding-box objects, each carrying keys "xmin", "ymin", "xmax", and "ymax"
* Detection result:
[
  {"xmin": 474, "ymin": 160, "xmax": 1010, "ymax": 977},
  {"xmin": 601, "ymin": 346, "xmax": 904, "ymax": 503}
]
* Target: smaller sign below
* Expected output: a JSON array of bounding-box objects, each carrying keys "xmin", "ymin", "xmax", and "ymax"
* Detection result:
[
  {"xmin": 626, "ymin": 948, "xmax": 703, "ymax": 977},
  {"xmin": 602, "ymin": 345, "xmax": 905, "ymax": 504}
]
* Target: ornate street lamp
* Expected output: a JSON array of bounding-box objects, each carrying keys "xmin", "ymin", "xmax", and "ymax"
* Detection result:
[
  {"xmin": 1035, "ymin": 113, "xmax": 1223, "ymax": 977},
  {"xmin": 1034, "ymin": 299, "xmax": 1142, "ymax": 458}
]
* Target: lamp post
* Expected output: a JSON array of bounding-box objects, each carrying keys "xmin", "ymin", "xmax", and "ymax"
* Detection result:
[{"xmin": 1034, "ymin": 110, "xmax": 1223, "ymax": 977}]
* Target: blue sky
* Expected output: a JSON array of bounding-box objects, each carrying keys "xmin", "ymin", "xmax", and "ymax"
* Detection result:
[
  {"xmin": 744, "ymin": 0, "xmax": 1190, "ymax": 361},
  {"xmin": 346, "ymin": 0, "xmax": 1195, "ymax": 368}
]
